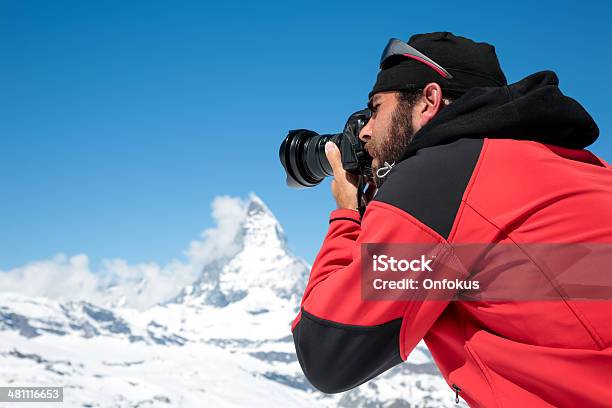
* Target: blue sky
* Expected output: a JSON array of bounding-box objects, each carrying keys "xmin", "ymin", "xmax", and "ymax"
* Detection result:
[{"xmin": 1, "ymin": 0, "xmax": 611, "ymax": 270}]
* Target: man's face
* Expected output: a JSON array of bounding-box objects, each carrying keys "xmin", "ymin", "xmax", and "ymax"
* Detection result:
[{"xmin": 359, "ymin": 91, "xmax": 417, "ymax": 187}]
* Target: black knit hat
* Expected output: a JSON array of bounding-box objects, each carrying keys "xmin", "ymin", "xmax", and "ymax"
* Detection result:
[{"xmin": 369, "ymin": 32, "xmax": 507, "ymax": 99}]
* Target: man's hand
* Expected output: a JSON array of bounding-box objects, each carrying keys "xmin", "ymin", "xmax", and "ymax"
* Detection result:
[{"xmin": 325, "ymin": 142, "xmax": 359, "ymax": 210}]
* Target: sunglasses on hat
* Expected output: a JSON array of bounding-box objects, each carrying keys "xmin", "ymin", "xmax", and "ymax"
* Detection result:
[{"xmin": 380, "ymin": 38, "xmax": 454, "ymax": 80}]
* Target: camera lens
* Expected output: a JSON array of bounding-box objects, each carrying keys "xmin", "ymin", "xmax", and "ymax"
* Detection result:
[
  {"xmin": 279, "ymin": 130, "xmax": 340, "ymax": 188},
  {"xmin": 280, "ymin": 109, "xmax": 371, "ymax": 189}
]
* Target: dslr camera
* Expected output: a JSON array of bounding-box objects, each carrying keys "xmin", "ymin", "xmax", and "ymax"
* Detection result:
[{"xmin": 279, "ymin": 109, "xmax": 372, "ymax": 188}]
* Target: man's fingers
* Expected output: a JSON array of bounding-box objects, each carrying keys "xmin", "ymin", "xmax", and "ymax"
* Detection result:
[
  {"xmin": 324, "ymin": 141, "xmax": 359, "ymax": 209},
  {"xmin": 324, "ymin": 142, "xmax": 344, "ymax": 177}
]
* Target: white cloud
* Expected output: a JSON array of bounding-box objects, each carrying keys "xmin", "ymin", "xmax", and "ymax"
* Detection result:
[
  {"xmin": 184, "ymin": 195, "xmax": 246, "ymax": 266},
  {"xmin": 0, "ymin": 195, "xmax": 249, "ymax": 310}
]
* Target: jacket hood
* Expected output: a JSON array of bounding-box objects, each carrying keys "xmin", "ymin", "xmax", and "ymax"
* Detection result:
[{"xmin": 402, "ymin": 70, "xmax": 599, "ymax": 159}]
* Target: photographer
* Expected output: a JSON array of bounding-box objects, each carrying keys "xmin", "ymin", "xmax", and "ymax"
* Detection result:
[{"xmin": 289, "ymin": 32, "xmax": 612, "ymax": 407}]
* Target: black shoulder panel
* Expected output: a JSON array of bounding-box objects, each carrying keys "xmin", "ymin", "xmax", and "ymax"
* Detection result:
[
  {"xmin": 293, "ymin": 307, "xmax": 403, "ymax": 394},
  {"xmin": 373, "ymin": 138, "xmax": 484, "ymax": 239}
]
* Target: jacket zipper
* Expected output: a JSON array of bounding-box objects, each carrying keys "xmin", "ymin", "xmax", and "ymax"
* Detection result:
[{"xmin": 452, "ymin": 384, "xmax": 462, "ymax": 404}]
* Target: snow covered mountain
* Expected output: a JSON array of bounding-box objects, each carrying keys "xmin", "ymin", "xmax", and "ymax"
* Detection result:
[
  {"xmin": 0, "ymin": 194, "xmax": 465, "ymax": 407},
  {"xmin": 172, "ymin": 195, "xmax": 308, "ymax": 306}
]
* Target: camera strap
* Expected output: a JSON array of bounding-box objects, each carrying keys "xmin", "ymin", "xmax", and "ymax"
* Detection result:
[{"xmin": 357, "ymin": 175, "xmax": 368, "ymax": 219}]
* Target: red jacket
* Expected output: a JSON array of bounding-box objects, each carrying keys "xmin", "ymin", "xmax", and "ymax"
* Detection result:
[{"xmin": 291, "ymin": 71, "xmax": 612, "ymax": 407}]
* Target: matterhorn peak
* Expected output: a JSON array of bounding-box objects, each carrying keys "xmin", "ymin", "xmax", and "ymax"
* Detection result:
[
  {"xmin": 241, "ymin": 193, "xmax": 288, "ymax": 250},
  {"xmin": 246, "ymin": 193, "xmax": 271, "ymax": 216},
  {"xmin": 174, "ymin": 194, "xmax": 309, "ymax": 306}
]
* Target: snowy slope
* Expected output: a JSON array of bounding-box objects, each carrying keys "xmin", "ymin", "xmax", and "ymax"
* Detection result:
[{"xmin": 0, "ymin": 194, "xmax": 466, "ymax": 407}]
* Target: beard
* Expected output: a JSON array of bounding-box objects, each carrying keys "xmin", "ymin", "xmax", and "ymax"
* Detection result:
[{"xmin": 369, "ymin": 102, "xmax": 416, "ymax": 187}]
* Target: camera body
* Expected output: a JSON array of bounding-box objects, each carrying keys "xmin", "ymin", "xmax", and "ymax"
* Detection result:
[{"xmin": 279, "ymin": 109, "xmax": 372, "ymax": 188}]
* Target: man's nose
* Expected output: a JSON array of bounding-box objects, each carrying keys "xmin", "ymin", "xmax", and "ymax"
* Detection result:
[{"xmin": 359, "ymin": 120, "xmax": 372, "ymax": 142}]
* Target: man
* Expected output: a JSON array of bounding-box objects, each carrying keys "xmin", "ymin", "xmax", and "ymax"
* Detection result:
[{"xmin": 290, "ymin": 32, "xmax": 612, "ymax": 407}]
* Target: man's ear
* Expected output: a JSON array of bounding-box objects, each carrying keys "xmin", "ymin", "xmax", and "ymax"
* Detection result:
[{"xmin": 413, "ymin": 82, "xmax": 444, "ymax": 131}]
